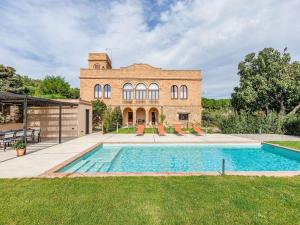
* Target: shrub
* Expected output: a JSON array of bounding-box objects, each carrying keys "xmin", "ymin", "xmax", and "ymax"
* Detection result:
[
  {"xmin": 111, "ymin": 106, "xmax": 123, "ymax": 128},
  {"xmin": 219, "ymin": 111, "xmax": 285, "ymax": 134},
  {"xmin": 102, "ymin": 107, "xmax": 113, "ymax": 133},
  {"xmin": 102, "ymin": 106, "xmax": 123, "ymax": 133},
  {"xmin": 284, "ymin": 116, "xmax": 300, "ymax": 136},
  {"xmin": 92, "ymin": 100, "xmax": 107, "ymax": 130},
  {"xmin": 160, "ymin": 114, "xmax": 166, "ymax": 124}
]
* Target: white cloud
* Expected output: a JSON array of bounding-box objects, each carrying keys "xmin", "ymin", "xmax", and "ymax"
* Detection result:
[{"xmin": 0, "ymin": 0, "xmax": 300, "ymax": 98}]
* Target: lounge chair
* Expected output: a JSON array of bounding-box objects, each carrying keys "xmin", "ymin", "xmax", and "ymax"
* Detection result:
[
  {"xmin": 174, "ymin": 124, "xmax": 187, "ymax": 136},
  {"xmin": 193, "ymin": 125, "xmax": 205, "ymax": 136},
  {"xmin": 136, "ymin": 124, "xmax": 144, "ymax": 136},
  {"xmin": 157, "ymin": 124, "xmax": 166, "ymax": 136}
]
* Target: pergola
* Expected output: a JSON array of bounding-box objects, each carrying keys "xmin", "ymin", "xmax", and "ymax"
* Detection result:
[{"xmin": 0, "ymin": 92, "xmax": 78, "ymax": 148}]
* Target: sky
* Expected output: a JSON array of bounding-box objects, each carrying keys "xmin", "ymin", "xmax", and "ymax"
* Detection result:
[{"xmin": 0, "ymin": 0, "xmax": 300, "ymax": 98}]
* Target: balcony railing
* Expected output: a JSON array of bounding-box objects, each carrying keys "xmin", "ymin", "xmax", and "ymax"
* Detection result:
[{"xmin": 122, "ymin": 99, "xmax": 159, "ymax": 105}]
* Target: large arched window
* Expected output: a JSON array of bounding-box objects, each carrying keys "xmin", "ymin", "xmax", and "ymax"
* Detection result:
[
  {"xmin": 93, "ymin": 63, "xmax": 100, "ymax": 70},
  {"xmin": 123, "ymin": 83, "xmax": 133, "ymax": 100},
  {"xmin": 180, "ymin": 85, "xmax": 188, "ymax": 99},
  {"xmin": 171, "ymin": 85, "xmax": 178, "ymax": 99},
  {"xmin": 148, "ymin": 83, "xmax": 159, "ymax": 100},
  {"xmin": 104, "ymin": 84, "xmax": 111, "ymax": 98},
  {"xmin": 94, "ymin": 84, "xmax": 102, "ymax": 98},
  {"xmin": 135, "ymin": 83, "xmax": 146, "ymax": 100}
]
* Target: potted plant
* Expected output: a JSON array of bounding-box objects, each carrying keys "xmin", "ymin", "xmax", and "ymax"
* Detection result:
[{"xmin": 13, "ymin": 141, "xmax": 26, "ymax": 156}]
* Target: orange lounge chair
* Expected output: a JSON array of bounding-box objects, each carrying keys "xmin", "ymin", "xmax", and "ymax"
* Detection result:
[
  {"xmin": 157, "ymin": 124, "xmax": 166, "ymax": 136},
  {"xmin": 136, "ymin": 124, "xmax": 145, "ymax": 136},
  {"xmin": 193, "ymin": 125, "xmax": 205, "ymax": 136},
  {"xmin": 174, "ymin": 124, "xmax": 187, "ymax": 136}
]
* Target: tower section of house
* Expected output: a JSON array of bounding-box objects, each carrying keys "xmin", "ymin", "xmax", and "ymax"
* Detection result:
[{"xmin": 80, "ymin": 53, "xmax": 202, "ymax": 127}]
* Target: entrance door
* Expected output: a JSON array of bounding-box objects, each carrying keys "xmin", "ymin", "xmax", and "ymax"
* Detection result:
[
  {"xmin": 128, "ymin": 112, "xmax": 133, "ymax": 123},
  {"xmin": 151, "ymin": 112, "xmax": 156, "ymax": 124},
  {"xmin": 85, "ymin": 109, "xmax": 90, "ymax": 134}
]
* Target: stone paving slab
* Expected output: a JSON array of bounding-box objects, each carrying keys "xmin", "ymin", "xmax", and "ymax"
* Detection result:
[{"xmin": 232, "ymin": 134, "xmax": 300, "ymax": 142}]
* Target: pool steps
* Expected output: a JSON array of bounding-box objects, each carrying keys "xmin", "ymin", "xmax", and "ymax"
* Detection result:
[{"xmin": 65, "ymin": 147, "xmax": 122, "ymax": 173}]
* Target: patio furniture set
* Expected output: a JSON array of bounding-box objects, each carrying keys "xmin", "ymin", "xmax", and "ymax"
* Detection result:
[{"xmin": 0, "ymin": 129, "xmax": 41, "ymax": 151}]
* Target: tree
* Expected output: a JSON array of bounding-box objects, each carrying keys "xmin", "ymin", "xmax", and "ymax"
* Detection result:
[
  {"xmin": 232, "ymin": 48, "xmax": 300, "ymax": 115},
  {"xmin": 39, "ymin": 75, "xmax": 71, "ymax": 98},
  {"xmin": 111, "ymin": 106, "xmax": 123, "ymax": 127},
  {"xmin": 69, "ymin": 87, "xmax": 80, "ymax": 99},
  {"xmin": 102, "ymin": 106, "xmax": 113, "ymax": 133},
  {"xmin": 202, "ymin": 98, "xmax": 231, "ymax": 110},
  {"xmin": 0, "ymin": 65, "xmax": 25, "ymax": 94},
  {"xmin": 92, "ymin": 100, "xmax": 107, "ymax": 129},
  {"xmin": 0, "ymin": 64, "xmax": 80, "ymax": 99}
]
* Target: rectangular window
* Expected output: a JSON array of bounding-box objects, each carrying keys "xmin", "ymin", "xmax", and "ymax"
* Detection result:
[{"xmin": 178, "ymin": 113, "xmax": 189, "ymax": 121}]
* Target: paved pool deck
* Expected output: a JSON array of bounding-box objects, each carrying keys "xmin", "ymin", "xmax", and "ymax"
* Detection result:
[{"xmin": 0, "ymin": 133, "xmax": 298, "ymax": 178}]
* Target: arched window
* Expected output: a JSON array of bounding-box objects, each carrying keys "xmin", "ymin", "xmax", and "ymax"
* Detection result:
[
  {"xmin": 148, "ymin": 83, "xmax": 159, "ymax": 100},
  {"xmin": 94, "ymin": 84, "xmax": 102, "ymax": 98},
  {"xmin": 180, "ymin": 85, "xmax": 188, "ymax": 99},
  {"xmin": 93, "ymin": 63, "xmax": 100, "ymax": 70},
  {"xmin": 135, "ymin": 83, "xmax": 146, "ymax": 100},
  {"xmin": 104, "ymin": 84, "xmax": 111, "ymax": 98},
  {"xmin": 123, "ymin": 83, "xmax": 133, "ymax": 100},
  {"xmin": 171, "ymin": 85, "xmax": 178, "ymax": 99}
]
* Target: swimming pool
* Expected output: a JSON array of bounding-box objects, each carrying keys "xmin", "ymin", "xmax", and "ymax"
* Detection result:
[{"xmin": 57, "ymin": 144, "xmax": 300, "ymax": 173}]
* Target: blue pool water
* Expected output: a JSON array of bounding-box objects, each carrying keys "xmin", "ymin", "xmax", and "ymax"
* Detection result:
[{"xmin": 58, "ymin": 144, "xmax": 300, "ymax": 173}]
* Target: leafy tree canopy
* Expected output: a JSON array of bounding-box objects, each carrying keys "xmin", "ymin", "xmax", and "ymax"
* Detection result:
[
  {"xmin": 0, "ymin": 65, "xmax": 24, "ymax": 94},
  {"xmin": 40, "ymin": 75, "xmax": 71, "ymax": 98},
  {"xmin": 232, "ymin": 48, "xmax": 300, "ymax": 115},
  {"xmin": 202, "ymin": 98, "xmax": 231, "ymax": 110},
  {"xmin": 0, "ymin": 65, "xmax": 79, "ymax": 99}
]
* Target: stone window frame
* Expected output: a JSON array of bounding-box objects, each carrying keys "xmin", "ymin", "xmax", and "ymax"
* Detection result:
[
  {"xmin": 103, "ymin": 84, "xmax": 111, "ymax": 99},
  {"xmin": 135, "ymin": 83, "xmax": 147, "ymax": 100},
  {"xmin": 171, "ymin": 85, "xmax": 178, "ymax": 99},
  {"xmin": 94, "ymin": 84, "xmax": 102, "ymax": 98},
  {"xmin": 178, "ymin": 113, "xmax": 189, "ymax": 121},
  {"xmin": 148, "ymin": 83, "xmax": 159, "ymax": 100},
  {"xmin": 93, "ymin": 63, "xmax": 101, "ymax": 70},
  {"xmin": 180, "ymin": 85, "xmax": 188, "ymax": 99},
  {"xmin": 123, "ymin": 83, "xmax": 133, "ymax": 100}
]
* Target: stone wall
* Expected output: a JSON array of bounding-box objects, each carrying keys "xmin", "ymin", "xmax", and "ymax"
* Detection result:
[{"xmin": 80, "ymin": 53, "xmax": 202, "ymax": 127}]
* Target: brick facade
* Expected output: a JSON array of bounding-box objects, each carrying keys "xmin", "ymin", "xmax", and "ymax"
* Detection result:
[{"xmin": 80, "ymin": 53, "xmax": 202, "ymax": 127}]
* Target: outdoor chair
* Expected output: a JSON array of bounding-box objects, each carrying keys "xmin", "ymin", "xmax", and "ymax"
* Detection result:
[
  {"xmin": 33, "ymin": 129, "xmax": 41, "ymax": 142},
  {"xmin": 26, "ymin": 129, "xmax": 35, "ymax": 142},
  {"xmin": 15, "ymin": 130, "xmax": 24, "ymax": 141},
  {"xmin": 158, "ymin": 124, "xmax": 166, "ymax": 136},
  {"xmin": 136, "ymin": 124, "xmax": 145, "ymax": 136},
  {"xmin": 193, "ymin": 125, "xmax": 205, "ymax": 136},
  {"xmin": 0, "ymin": 132, "xmax": 15, "ymax": 151},
  {"xmin": 174, "ymin": 124, "xmax": 187, "ymax": 136}
]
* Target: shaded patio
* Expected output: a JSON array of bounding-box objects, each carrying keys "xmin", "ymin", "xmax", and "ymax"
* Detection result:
[{"xmin": 0, "ymin": 92, "xmax": 78, "ymax": 153}]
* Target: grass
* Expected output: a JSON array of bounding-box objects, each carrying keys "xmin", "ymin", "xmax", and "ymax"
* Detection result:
[
  {"xmin": 1, "ymin": 176, "xmax": 300, "ymax": 225},
  {"xmin": 112, "ymin": 127, "xmax": 211, "ymax": 134},
  {"xmin": 113, "ymin": 127, "xmax": 157, "ymax": 134},
  {"xmin": 268, "ymin": 141, "xmax": 300, "ymax": 151}
]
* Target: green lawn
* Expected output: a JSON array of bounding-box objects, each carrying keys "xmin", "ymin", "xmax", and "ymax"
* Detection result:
[
  {"xmin": 268, "ymin": 141, "xmax": 300, "ymax": 150},
  {"xmin": 1, "ymin": 176, "xmax": 300, "ymax": 225},
  {"xmin": 112, "ymin": 127, "xmax": 210, "ymax": 134},
  {"xmin": 113, "ymin": 127, "xmax": 157, "ymax": 134}
]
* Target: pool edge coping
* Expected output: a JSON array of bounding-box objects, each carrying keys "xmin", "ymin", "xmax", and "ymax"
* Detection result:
[{"xmin": 40, "ymin": 142, "xmax": 300, "ymax": 178}]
